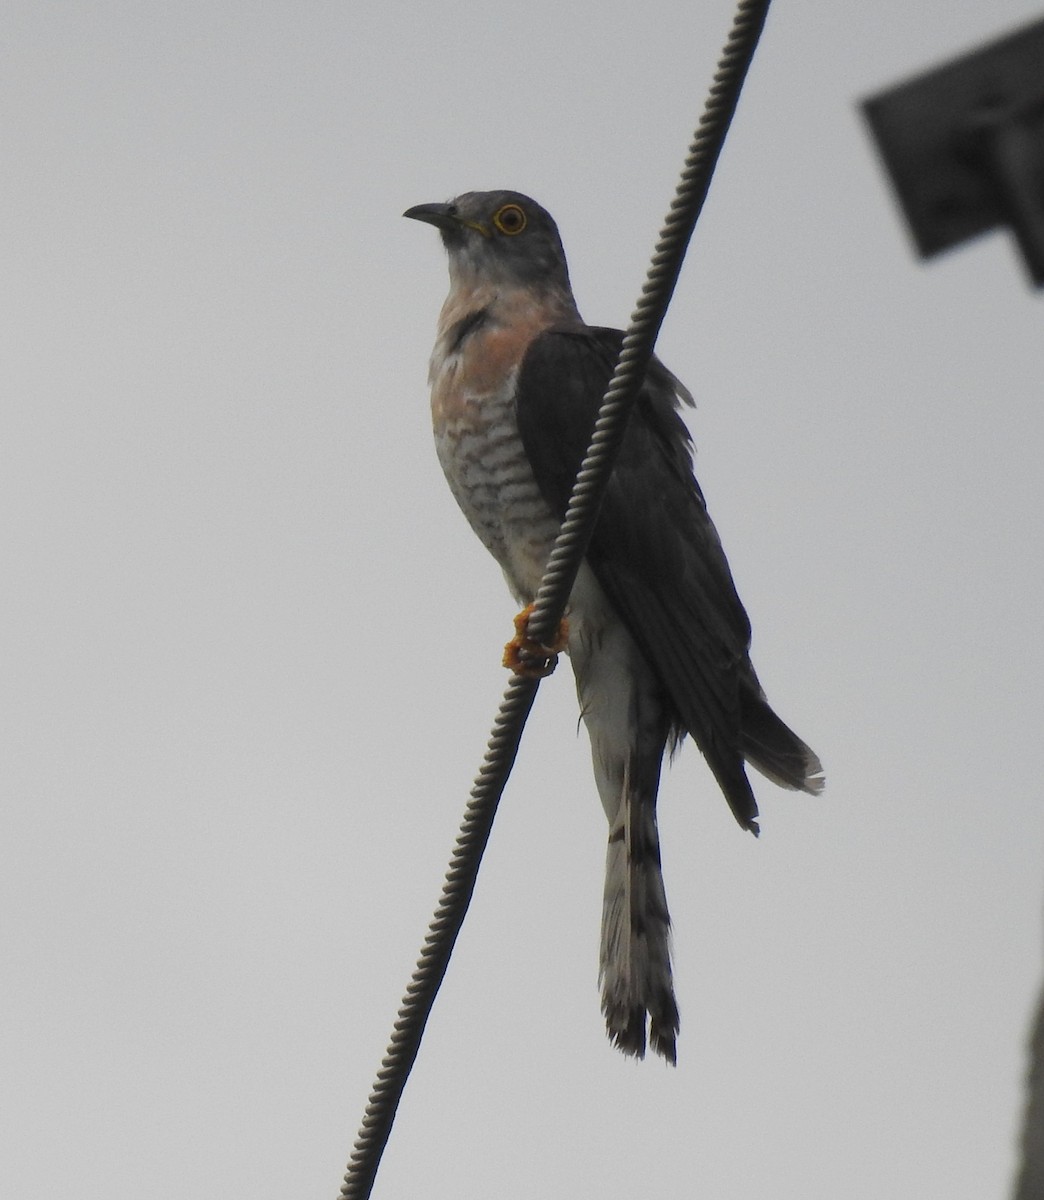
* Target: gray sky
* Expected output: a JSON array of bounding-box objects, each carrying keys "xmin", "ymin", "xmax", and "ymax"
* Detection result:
[{"xmin": 3, "ymin": 2, "xmax": 1043, "ymax": 1197}]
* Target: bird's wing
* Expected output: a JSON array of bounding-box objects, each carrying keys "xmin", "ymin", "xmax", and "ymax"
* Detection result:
[{"xmin": 515, "ymin": 325, "xmax": 760, "ymax": 827}]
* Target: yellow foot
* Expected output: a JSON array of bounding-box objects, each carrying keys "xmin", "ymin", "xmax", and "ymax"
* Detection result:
[{"xmin": 502, "ymin": 604, "xmax": 570, "ymax": 678}]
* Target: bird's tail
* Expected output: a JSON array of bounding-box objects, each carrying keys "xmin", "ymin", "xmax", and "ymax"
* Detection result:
[
  {"xmin": 599, "ymin": 757, "xmax": 679, "ymax": 1064},
  {"xmin": 741, "ymin": 684, "xmax": 824, "ymax": 796}
]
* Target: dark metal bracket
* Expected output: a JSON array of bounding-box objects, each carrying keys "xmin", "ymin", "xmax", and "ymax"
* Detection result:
[{"xmin": 862, "ymin": 17, "xmax": 1044, "ymax": 287}]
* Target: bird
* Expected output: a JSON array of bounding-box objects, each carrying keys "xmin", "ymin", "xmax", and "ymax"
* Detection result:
[{"xmin": 404, "ymin": 189, "xmax": 823, "ymax": 1064}]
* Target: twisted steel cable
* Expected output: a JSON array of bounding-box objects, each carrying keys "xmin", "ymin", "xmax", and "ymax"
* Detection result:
[{"xmin": 338, "ymin": 3, "xmax": 772, "ymax": 1196}]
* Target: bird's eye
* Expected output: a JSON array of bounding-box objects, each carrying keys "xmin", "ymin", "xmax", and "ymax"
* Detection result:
[{"xmin": 492, "ymin": 204, "xmax": 527, "ymax": 235}]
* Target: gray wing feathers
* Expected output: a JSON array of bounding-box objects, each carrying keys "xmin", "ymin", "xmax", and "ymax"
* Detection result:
[{"xmin": 516, "ymin": 327, "xmax": 822, "ymax": 830}]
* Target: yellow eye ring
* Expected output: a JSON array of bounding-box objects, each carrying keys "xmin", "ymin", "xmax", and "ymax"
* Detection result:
[{"xmin": 492, "ymin": 204, "xmax": 527, "ymax": 235}]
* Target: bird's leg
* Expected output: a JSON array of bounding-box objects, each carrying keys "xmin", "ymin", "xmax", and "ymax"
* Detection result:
[{"xmin": 502, "ymin": 604, "xmax": 570, "ymax": 678}]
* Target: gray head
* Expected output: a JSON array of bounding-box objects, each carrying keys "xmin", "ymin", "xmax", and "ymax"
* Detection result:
[{"xmin": 403, "ymin": 190, "xmax": 573, "ymax": 293}]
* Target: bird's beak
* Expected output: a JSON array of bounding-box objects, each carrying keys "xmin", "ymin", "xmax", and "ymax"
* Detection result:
[
  {"xmin": 403, "ymin": 202, "xmax": 459, "ymax": 231},
  {"xmin": 403, "ymin": 202, "xmax": 490, "ymax": 238}
]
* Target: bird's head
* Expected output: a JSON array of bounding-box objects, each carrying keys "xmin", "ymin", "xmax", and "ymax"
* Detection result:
[{"xmin": 404, "ymin": 190, "xmax": 572, "ymax": 294}]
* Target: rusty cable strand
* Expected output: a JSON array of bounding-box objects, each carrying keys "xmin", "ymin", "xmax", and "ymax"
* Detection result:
[{"xmin": 338, "ymin": 3, "xmax": 773, "ymax": 1196}]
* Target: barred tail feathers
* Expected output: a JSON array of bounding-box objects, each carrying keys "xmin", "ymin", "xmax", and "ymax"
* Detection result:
[
  {"xmin": 569, "ymin": 569, "xmax": 679, "ymax": 1062},
  {"xmin": 599, "ymin": 760, "xmax": 679, "ymax": 1064}
]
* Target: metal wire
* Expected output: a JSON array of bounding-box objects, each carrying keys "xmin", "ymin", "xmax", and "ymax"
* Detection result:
[
  {"xmin": 337, "ymin": 673, "xmax": 540, "ymax": 1200},
  {"xmin": 337, "ymin": 3, "xmax": 772, "ymax": 1196}
]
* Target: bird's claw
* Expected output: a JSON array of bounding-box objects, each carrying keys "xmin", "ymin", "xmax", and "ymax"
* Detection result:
[{"xmin": 503, "ymin": 604, "xmax": 569, "ymax": 678}]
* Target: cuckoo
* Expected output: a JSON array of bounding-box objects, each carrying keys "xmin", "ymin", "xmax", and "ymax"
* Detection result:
[{"xmin": 404, "ymin": 189, "xmax": 824, "ymax": 1064}]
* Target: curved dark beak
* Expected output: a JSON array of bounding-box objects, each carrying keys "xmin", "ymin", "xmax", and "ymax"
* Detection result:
[{"xmin": 403, "ymin": 202, "xmax": 457, "ymax": 230}]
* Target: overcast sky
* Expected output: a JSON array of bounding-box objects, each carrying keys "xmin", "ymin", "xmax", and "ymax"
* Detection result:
[{"xmin": 3, "ymin": 2, "xmax": 1043, "ymax": 1197}]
